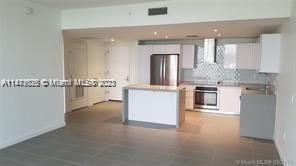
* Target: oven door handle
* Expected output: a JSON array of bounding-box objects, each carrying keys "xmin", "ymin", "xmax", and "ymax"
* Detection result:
[{"xmin": 193, "ymin": 90, "xmax": 218, "ymax": 93}]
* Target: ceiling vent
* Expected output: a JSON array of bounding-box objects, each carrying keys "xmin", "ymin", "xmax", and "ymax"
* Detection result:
[
  {"xmin": 148, "ymin": 7, "xmax": 168, "ymax": 16},
  {"xmin": 186, "ymin": 35, "xmax": 199, "ymax": 38}
]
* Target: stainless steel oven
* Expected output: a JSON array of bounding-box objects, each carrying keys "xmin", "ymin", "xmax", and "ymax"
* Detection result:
[{"xmin": 194, "ymin": 86, "xmax": 219, "ymax": 110}]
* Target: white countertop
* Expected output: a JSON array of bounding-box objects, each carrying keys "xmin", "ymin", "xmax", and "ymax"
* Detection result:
[
  {"xmin": 123, "ymin": 84, "xmax": 184, "ymax": 92},
  {"xmin": 181, "ymin": 81, "xmax": 265, "ymax": 88},
  {"xmin": 180, "ymin": 81, "xmax": 274, "ymax": 95}
]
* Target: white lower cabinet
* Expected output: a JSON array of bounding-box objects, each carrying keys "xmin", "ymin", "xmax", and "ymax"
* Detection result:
[
  {"xmin": 219, "ymin": 87, "xmax": 242, "ymax": 115},
  {"xmin": 185, "ymin": 96, "xmax": 194, "ymax": 110},
  {"xmin": 180, "ymin": 85, "xmax": 194, "ymax": 109}
]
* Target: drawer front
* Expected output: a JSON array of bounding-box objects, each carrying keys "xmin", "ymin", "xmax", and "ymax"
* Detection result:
[
  {"xmin": 185, "ymin": 97, "xmax": 194, "ymax": 109},
  {"xmin": 186, "ymin": 90, "xmax": 194, "ymax": 98}
]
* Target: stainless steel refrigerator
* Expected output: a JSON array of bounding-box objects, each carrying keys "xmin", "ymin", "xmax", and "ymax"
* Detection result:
[{"xmin": 150, "ymin": 54, "xmax": 179, "ymax": 86}]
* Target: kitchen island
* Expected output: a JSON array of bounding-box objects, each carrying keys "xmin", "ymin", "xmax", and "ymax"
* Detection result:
[
  {"xmin": 240, "ymin": 88, "xmax": 276, "ymax": 139},
  {"xmin": 122, "ymin": 85, "xmax": 186, "ymax": 128}
]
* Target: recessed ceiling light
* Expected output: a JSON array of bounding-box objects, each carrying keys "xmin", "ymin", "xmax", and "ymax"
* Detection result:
[
  {"xmin": 154, "ymin": 32, "xmax": 158, "ymax": 35},
  {"xmin": 165, "ymin": 35, "xmax": 169, "ymax": 39},
  {"xmin": 24, "ymin": 6, "xmax": 34, "ymax": 15},
  {"xmin": 110, "ymin": 38, "xmax": 115, "ymax": 42},
  {"xmin": 213, "ymin": 29, "xmax": 218, "ymax": 33},
  {"xmin": 218, "ymin": 34, "xmax": 222, "ymax": 37}
]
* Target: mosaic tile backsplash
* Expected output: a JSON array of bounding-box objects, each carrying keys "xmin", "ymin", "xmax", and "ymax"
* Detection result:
[{"xmin": 182, "ymin": 45, "xmax": 278, "ymax": 86}]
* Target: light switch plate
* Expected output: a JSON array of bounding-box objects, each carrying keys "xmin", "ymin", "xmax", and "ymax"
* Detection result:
[{"xmin": 292, "ymin": 93, "xmax": 295, "ymax": 104}]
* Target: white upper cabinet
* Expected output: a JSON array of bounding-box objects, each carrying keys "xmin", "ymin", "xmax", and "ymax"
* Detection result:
[
  {"xmin": 224, "ymin": 44, "xmax": 237, "ymax": 69},
  {"xmin": 138, "ymin": 45, "xmax": 153, "ymax": 84},
  {"xmin": 259, "ymin": 34, "xmax": 281, "ymax": 73},
  {"xmin": 152, "ymin": 45, "xmax": 181, "ymax": 54},
  {"xmin": 252, "ymin": 43, "xmax": 261, "ymax": 70},
  {"xmin": 224, "ymin": 43, "xmax": 260, "ymax": 70},
  {"xmin": 237, "ymin": 43, "xmax": 254, "ymax": 69},
  {"xmin": 152, "ymin": 45, "xmax": 167, "ymax": 54},
  {"xmin": 166, "ymin": 45, "xmax": 181, "ymax": 54},
  {"xmin": 181, "ymin": 44, "xmax": 195, "ymax": 68}
]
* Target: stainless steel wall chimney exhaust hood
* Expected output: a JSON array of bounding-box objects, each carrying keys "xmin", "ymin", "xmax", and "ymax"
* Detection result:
[{"xmin": 203, "ymin": 38, "xmax": 217, "ymax": 63}]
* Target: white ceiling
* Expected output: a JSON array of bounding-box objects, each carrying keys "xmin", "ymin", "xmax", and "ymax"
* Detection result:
[
  {"xmin": 63, "ymin": 18, "xmax": 287, "ymax": 41},
  {"xmin": 30, "ymin": 0, "xmax": 169, "ymax": 9}
]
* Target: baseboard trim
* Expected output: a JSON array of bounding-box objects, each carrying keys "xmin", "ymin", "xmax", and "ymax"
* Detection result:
[
  {"xmin": 274, "ymin": 136, "xmax": 287, "ymax": 165},
  {"xmin": 0, "ymin": 121, "xmax": 65, "ymax": 149}
]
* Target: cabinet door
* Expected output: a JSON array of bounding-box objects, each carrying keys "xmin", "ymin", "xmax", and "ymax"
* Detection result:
[
  {"xmin": 219, "ymin": 87, "xmax": 241, "ymax": 115},
  {"xmin": 152, "ymin": 45, "xmax": 181, "ymax": 54},
  {"xmin": 166, "ymin": 45, "xmax": 181, "ymax": 54},
  {"xmin": 252, "ymin": 43, "xmax": 261, "ymax": 70},
  {"xmin": 185, "ymin": 88, "xmax": 194, "ymax": 109},
  {"xmin": 185, "ymin": 97, "xmax": 194, "ymax": 109},
  {"xmin": 237, "ymin": 43, "xmax": 254, "ymax": 69},
  {"xmin": 181, "ymin": 44, "xmax": 195, "ymax": 68},
  {"xmin": 259, "ymin": 34, "xmax": 281, "ymax": 73},
  {"xmin": 224, "ymin": 44, "xmax": 237, "ymax": 69},
  {"xmin": 139, "ymin": 45, "xmax": 153, "ymax": 84},
  {"xmin": 152, "ymin": 45, "xmax": 167, "ymax": 54},
  {"xmin": 180, "ymin": 85, "xmax": 194, "ymax": 109}
]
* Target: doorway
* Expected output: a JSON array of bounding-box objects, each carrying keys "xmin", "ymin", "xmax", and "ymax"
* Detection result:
[{"xmin": 64, "ymin": 38, "xmax": 133, "ymax": 112}]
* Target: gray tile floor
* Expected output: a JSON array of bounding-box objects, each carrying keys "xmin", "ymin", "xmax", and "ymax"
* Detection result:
[{"xmin": 0, "ymin": 101, "xmax": 282, "ymax": 166}]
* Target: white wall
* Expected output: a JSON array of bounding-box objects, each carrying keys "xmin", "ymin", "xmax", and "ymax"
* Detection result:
[
  {"xmin": 61, "ymin": 0, "xmax": 291, "ymax": 29},
  {"xmin": 0, "ymin": 0, "xmax": 65, "ymax": 149},
  {"xmin": 274, "ymin": 0, "xmax": 296, "ymax": 164}
]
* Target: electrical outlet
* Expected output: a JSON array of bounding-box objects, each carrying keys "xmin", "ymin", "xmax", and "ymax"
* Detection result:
[
  {"xmin": 291, "ymin": 93, "xmax": 295, "ymax": 104},
  {"xmin": 283, "ymin": 132, "xmax": 286, "ymax": 142}
]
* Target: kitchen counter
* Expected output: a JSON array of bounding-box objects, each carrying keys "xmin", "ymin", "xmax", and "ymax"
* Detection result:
[
  {"xmin": 123, "ymin": 84, "xmax": 184, "ymax": 92},
  {"xmin": 181, "ymin": 81, "xmax": 265, "ymax": 88},
  {"xmin": 181, "ymin": 81, "xmax": 274, "ymax": 95},
  {"xmin": 241, "ymin": 87, "xmax": 274, "ymax": 95},
  {"xmin": 181, "ymin": 81, "xmax": 241, "ymax": 87},
  {"xmin": 180, "ymin": 81, "xmax": 275, "ymax": 115},
  {"xmin": 122, "ymin": 84, "xmax": 186, "ymax": 128}
]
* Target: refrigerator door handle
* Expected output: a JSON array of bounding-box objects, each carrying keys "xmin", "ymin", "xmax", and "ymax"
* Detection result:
[
  {"xmin": 160, "ymin": 57, "xmax": 163, "ymax": 85},
  {"xmin": 163, "ymin": 57, "xmax": 166, "ymax": 85}
]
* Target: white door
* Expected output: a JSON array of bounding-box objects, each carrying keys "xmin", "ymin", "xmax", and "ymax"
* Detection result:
[
  {"xmin": 87, "ymin": 41, "xmax": 106, "ymax": 105},
  {"xmin": 106, "ymin": 44, "xmax": 130, "ymax": 101},
  {"xmin": 69, "ymin": 42, "xmax": 88, "ymax": 110}
]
